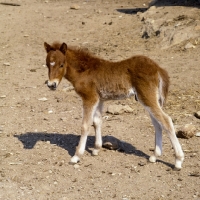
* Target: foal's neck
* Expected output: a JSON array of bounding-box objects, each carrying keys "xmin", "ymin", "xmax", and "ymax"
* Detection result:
[{"xmin": 66, "ymin": 47, "xmax": 105, "ymax": 73}]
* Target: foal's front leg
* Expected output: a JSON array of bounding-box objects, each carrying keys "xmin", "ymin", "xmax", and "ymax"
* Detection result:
[
  {"xmin": 92, "ymin": 101, "xmax": 103, "ymax": 156},
  {"xmin": 70, "ymin": 99, "xmax": 99, "ymax": 164}
]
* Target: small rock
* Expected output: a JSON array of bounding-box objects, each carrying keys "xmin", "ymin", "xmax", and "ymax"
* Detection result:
[
  {"xmin": 185, "ymin": 42, "xmax": 195, "ymax": 49},
  {"xmin": 102, "ymin": 135, "xmax": 121, "ymax": 150},
  {"xmin": 0, "ymin": 95, "xmax": 6, "ymax": 98},
  {"xmin": 149, "ymin": 147, "xmax": 154, "ymax": 151},
  {"xmin": 3, "ymin": 62, "xmax": 10, "ymax": 66},
  {"xmin": 176, "ymin": 124, "xmax": 196, "ymax": 139},
  {"xmin": 4, "ymin": 152, "xmax": 13, "ymax": 158},
  {"xmin": 138, "ymin": 160, "xmax": 146, "ymax": 166},
  {"xmin": 30, "ymin": 69, "xmax": 36, "ymax": 72},
  {"xmin": 107, "ymin": 105, "xmax": 133, "ymax": 115},
  {"xmin": 20, "ymin": 186, "xmax": 27, "ymax": 190},
  {"xmin": 74, "ymin": 164, "xmax": 80, "ymax": 169},
  {"xmin": 95, "ymin": 9, "xmax": 102, "ymax": 14},
  {"xmin": 195, "ymin": 132, "xmax": 200, "ymax": 137},
  {"xmin": 70, "ymin": 4, "xmax": 80, "ymax": 10},
  {"xmin": 103, "ymin": 116, "xmax": 109, "ymax": 120},
  {"xmin": 60, "ymin": 117, "xmax": 68, "ymax": 122},
  {"xmin": 194, "ymin": 111, "xmax": 200, "ymax": 119},
  {"xmin": 189, "ymin": 171, "xmax": 200, "ymax": 177},
  {"xmin": 38, "ymin": 97, "xmax": 48, "ymax": 101}
]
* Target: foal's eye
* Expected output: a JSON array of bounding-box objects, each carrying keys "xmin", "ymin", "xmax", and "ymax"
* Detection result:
[{"xmin": 60, "ymin": 64, "xmax": 64, "ymax": 68}]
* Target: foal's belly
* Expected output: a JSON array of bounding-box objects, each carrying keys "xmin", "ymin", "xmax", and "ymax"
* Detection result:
[{"xmin": 99, "ymin": 88, "xmax": 135, "ymax": 100}]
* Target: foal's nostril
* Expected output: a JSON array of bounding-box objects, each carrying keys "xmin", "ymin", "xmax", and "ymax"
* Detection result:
[{"xmin": 53, "ymin": 82, "xmax": 56, "ymax": 88}]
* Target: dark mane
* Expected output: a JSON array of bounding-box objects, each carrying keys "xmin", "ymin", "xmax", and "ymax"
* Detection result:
[
  {"xmin": 71, "ymin": 48, "xmax": 103, "ymax": 72},
  {"xmin": 50, "ymin": 41, "xmax": 94, "ymax": 57},
  {"xmin": 50, "ymin": 41, "xmax": 62, "ymax": 50}
]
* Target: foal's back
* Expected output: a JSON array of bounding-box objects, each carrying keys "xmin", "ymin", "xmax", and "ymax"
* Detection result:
[{"xmin": 88, "ymin": 55, "xmax": 169, "ymax": 101}]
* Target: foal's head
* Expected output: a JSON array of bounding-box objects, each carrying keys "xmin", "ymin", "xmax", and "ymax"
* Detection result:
[{"xmin": 44, "ymin": 42, "xmax": 68, "ymax": 90}]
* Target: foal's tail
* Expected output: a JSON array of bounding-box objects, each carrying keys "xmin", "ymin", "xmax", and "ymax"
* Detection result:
[{"xmin": 158, "ymin": 68, "xmax": 170, "ymax": 107}]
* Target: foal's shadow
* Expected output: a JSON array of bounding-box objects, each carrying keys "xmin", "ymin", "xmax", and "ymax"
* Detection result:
[{"xmin": 14, "ymin": 132, "xmax": 173, "ymax": 168}]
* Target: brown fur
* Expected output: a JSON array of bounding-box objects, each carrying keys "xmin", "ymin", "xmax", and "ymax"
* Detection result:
[{"xmin": 46, "ymin": 42, "xmax": 169, "ymax": 104}]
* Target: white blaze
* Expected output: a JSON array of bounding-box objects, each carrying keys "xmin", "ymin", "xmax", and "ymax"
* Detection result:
[{"xmin": 50, "ymin": 62, "xmax": 55, "ymax": 66}]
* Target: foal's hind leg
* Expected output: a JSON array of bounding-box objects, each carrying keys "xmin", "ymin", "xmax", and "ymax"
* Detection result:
[
  {"xmin": 149, "ymin": 114, "xmax": 163, "ymax": 163},
  {"xmin": 147, "ymin": 105, "xmax": 184, "ymax": 169},
  {"xmin": 92, "ymin": 101, "xmax": 103, "ymax": 156},
  {"xmin": 137, "ymin": 90, "xmax": 184, "ymax": 169}
]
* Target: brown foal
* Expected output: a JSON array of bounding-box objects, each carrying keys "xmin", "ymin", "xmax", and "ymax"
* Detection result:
[{"xmin": 44, "ymin": 42, "xmax": 184, "ymax": 169}]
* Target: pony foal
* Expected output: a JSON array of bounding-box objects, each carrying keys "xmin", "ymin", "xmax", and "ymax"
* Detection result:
[{"xmin": 44, "ymin": 42, "xmax": 184, "ymax": 169}]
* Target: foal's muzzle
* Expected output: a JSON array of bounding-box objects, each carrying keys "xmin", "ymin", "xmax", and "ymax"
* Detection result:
[{"xmin": 46, "ymin": 80, "xmax": 57, "ymax": 90}]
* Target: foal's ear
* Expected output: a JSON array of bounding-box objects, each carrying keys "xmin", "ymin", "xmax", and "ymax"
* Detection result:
[
  {"xmin": 44, "ymin": 42, "xmax": 52, "ymax": 53},
  {"xmin": 60, "ymin": 43, "xmax": 68, "ymax": 55}
]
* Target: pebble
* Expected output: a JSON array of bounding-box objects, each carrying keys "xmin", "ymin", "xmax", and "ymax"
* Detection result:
[
  {"xmin": 60, "ymin": 117, "xmax": 68, "ymax": 122},
  {"xmin": 70, "ymin": 4, "xmax": 80, "ymax": 10},
  {"xmin": 149, "ymin": 147, "xmax": 154, "ymax": 151},
  {"xmin": 30, "ymin": 69, "xmax": 36, "ymax": 72},
  {"xmin": 107, "ymin": 104, "xmax": 133, "ymax": 115},
  {"xmin": 176, "ymin": 124, "xmax": 196, "ymax": 139},
  {"xmin": 102, "ymin": 135, "xmax": 121, "ymax": 150},
  {"xmin": 38, "ymin": 97, "xmax": 48, "ymax": 101},
  {"xmin": 185, "ymin": 42, "xmax": 195, "ymax": 49},
  {"xmin": 194, "ymin": 111, "xmax": 200, "ymax": 119},
  {"xmin": 195, "ymin": 132, "xmax": 200, "ymax": 137},
  {"xmin": 0, "ymin": 95, "xmax": 6, "ymax": 98},
  {"xmin": 138, "ymin": 160, "xmax": 146, "ymax": 166},
  {"xmin": 74, "ymin": 164, "xmax": 80, "ymax": 169},
  {"xmin": 58, "ymin": 160, "xmax": 65, "ymax": 166},
  {"xmin": 189, "ymin": 171, "xmax": 200, "ymax": 177},
  {"xmin": 3, "ymin": 63, "xmax": 10, "ymax": 66}
]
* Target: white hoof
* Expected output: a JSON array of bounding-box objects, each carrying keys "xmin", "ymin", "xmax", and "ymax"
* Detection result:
[
  {"xmin": 175, "ymin": 159, "xmax": 183, "ymax": 170},
  {"xmin": 149, "ymin": 155, "xmax": 156, "ymax": 163},
  {"xmin": 69, "ymin": 155, "xmax": 80, "ymax": 164},
  {"xmin": 92, "ymin": 149, "xmax": 99, "ymax": 156}
]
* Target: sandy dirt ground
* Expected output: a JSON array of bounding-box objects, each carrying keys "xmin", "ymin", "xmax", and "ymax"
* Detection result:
[{"xmin": 0, "ymin": 0, "xmax": 200, "ymax": 199}]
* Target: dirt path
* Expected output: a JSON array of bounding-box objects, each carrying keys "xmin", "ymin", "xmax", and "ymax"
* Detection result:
[{"xmin": 0, "ymin": 0, "xmax": 199, "ymax": 199}]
